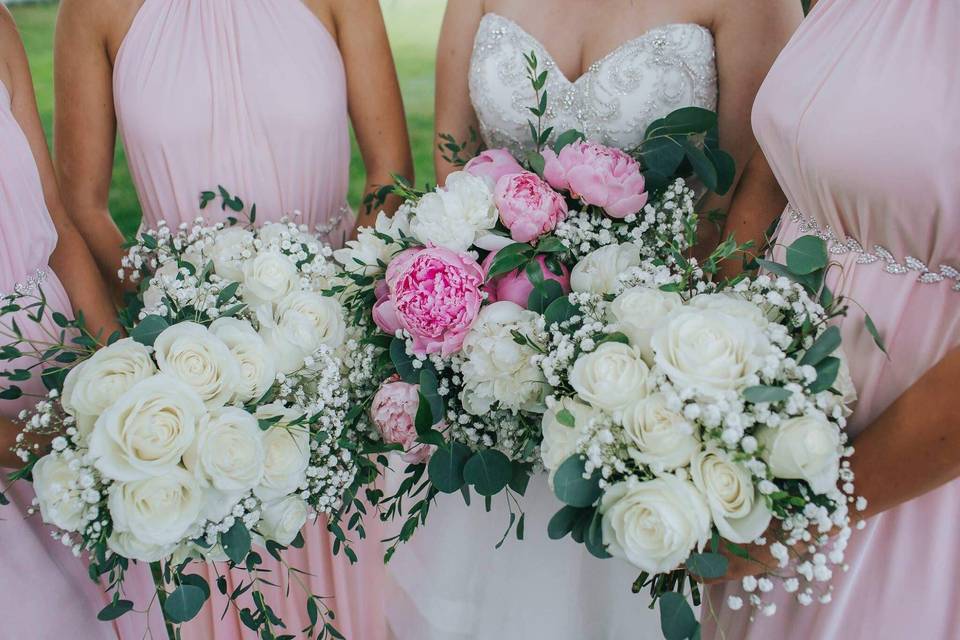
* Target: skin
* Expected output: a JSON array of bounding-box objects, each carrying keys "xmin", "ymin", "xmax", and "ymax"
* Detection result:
[
  {"xmin": 433, "ymin": 0, "xmax": 801, "ymax": 253},
  {"xmin": 0, "ymin": 8, "xmax": 121, "ymax": 466},
  {"xmin": 54, "ymin": 0, "xmax": 413, "ymax": 295}
]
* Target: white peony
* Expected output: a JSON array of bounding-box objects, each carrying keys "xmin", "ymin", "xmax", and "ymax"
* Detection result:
[
  {"xmin": 410, "ymin": 171, "xmax": 496, "ymax": 252},
  {"xmin": 209, "ymin": 317, "xmax": 276, "ymax": 404},
  {"xmin": 210, "ymin": 226, "xmax": 254, "ymax": 283},
  {"xmin": 241, "ymin": 251, "xmax": 299, "ymax": 310},
  {"xmin": 255, "ymin": 404, "xmax": 310, "ymax": 501},
  {"xmin": 153, "ymin": 322, "xmax": 241, "ymax": 408},
  {"xmin": 688, "ymin": 292, "xmax": 769, "ymax": 332},
  {"xmin": 261, "ymin": 293, "xmax": 345, "ymax": 374},
  {"xmin": 183, "ymin": 406, "xmax": 265, "ymax": 494},
  {"xmin": 829, "ymin": 347, "xmax": 858, "ymax": 416},
  {"xmin": 258, "ymin": 496, "xmax": 309, "ymax": 546},
  {"xmin": 570, "ymin": 342, "xmax": 650, "ymax": 413},
  {"xmin": 757, "ymin": 414, "xmax": 842, "ymax": 494},
  {"xmin": 606, "ymin": 287, "xmax": 683, "ymax": 363},
  {"xmin": 31, "ymin": 453, "xmax": 86, "ymax": 531},
  {"xmin": 622, "ymin": 393, "xmax": 699, "ymax": 471},
  {"xmin": 107, "ymin": 530, "xmax": 176, "ymax": 562},
  {"xmin": 89, "ymin": 374, "xmax": 204, "ymax": 481},
  {"xmin": 61, "ymin": 338, "xmax": 157, "ymax": 437},
  {"xmin": 333, "ymin": 209, "xmax": 409, "ymax": 276},
  {"xmin": 570, "ymin": 242, "xmax": 642, "ymax": 294},
  {"xmin": 460, "ymin": 301, "xmax": 548, "ymax": 415},
  {"xmin": 650, "ymin": 307, "xmax": 770, "ymax": 396},
  {"xmin": 600, "ymin": 475, "xmax": 711, "ymax": 573},
  {"xmin": 108, "ymin": 467, "xmax": 205, "ymax": 546},
  {"xmin": 691, "ymin": 449, "xmax": 772, "ymax": 544},
  {"xmin": 540, "ymin": 397, "xmax": 599, "ymax": 475}
]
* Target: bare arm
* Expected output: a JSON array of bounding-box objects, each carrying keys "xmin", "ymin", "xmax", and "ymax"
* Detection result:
[
  {"xmin": 433, "ymin": 0, "xmax": 485, "ymax": 186},
  {"xmin": 331, "ymin": 0, "xmax": 413, "ymax": 229}
]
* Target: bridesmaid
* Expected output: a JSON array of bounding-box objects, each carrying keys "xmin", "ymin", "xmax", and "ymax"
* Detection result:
[
  {"xmin": 706, "ymin": 0, "xmax": 960, "ymax": 637},
  {"xmin": 54, "ymin": 1, "xmax": 413, "ymax": 638},
  {"xmin": 0, "ymin": 6, "xmax": 123, "ymax": 637}
]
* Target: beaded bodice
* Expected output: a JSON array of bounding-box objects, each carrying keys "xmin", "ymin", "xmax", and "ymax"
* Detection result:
[{"xmin": 469, "ymin": 14, "xmax": 717, "ymax": 157}]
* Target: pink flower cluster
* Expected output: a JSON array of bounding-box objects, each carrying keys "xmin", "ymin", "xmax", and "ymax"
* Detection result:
[
  {"xmin": 370, "ymin": 376, "xmax": 432, "ymax": 464},
  {"xmin": 542, "ymin": 141, "xmax": 648, "ymax": 218}
]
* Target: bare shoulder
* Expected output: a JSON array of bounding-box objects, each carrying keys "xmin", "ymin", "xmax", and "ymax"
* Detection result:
[
  {"xmin": 713, "ymin": 0, "xmax": 803, "ymax": 28},
  {"xmin": 0, "ymin": 6, "xmax": 24, "ymax": 87},
  {"xmin": 57, "ymin": 0, "xmax": 143, "ymax": 60}
]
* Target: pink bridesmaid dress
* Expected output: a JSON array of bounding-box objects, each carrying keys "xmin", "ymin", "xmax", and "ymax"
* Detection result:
[
  {"xmin": 704, "ymin": 1, "xmax": 960, "ymax": 638},
  {"xmin": 112, "ymin": 1, "xmax": 385, "ymax": 638},
  {"xmin": 0, "ymin": 80, "xmax": 119, "ymax": 639}
]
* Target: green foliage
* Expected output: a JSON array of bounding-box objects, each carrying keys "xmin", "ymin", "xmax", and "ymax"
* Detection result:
[
  {"xmin": 130, "ymin": 314, "xmax": 171, "ymax": 347},
  {"xmin": 163, "ymin": 583, "xmax": 207, "ymax": 623},
  {"xmin": 552, "ymin": 455, "xmax": 602, "ymax": 507},
  {"xmin": 742, "ymin": 385, "xmax": 793, "ymax": 404},
  {"xmin": 427, "ymin": 442, "xmax": 472, "ymax": 493},
  {"xmin": 462, "ymin": 449, "xmax": 513, "ymax": 496},
  {"xmin": 220, "ymin": 520, "xmax": 252, "ymax": 565},
  {"xmin": 659, "ymin": 592, "xmax": 699, "ymax": 640},
  {"xmin": 685, "ymin": 552, "xmax": 729, "ymax": 579}
]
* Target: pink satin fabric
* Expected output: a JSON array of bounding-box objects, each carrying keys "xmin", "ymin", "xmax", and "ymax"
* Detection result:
[
  {"xmin": 704, "ymin": 1, "xmax": 960, "ymax": 637},
  {"xmin": 112, "ymin": 1, "xmax": 385, "ymax": 638}
]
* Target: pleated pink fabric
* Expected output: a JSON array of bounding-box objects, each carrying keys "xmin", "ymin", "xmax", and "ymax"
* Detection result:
[
  {"xmin": 112, "ymin": 2, "xmax": 386, "ymax": 638},
  {"xmin": 704, "ymin": 1, "xmax": 960, "ymax": 637}
]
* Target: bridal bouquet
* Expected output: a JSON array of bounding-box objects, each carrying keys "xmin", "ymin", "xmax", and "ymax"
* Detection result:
[
  {"xmin": 4, "ymin": 192, "xmax": 354, "ymax": 638},
  {"xmin": 534, "ymin": 233, "xmax": 884, "ymax": 638}
]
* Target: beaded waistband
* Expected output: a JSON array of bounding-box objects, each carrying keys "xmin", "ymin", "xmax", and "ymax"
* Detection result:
[{"xmin": 0, "ymin": 268, "xmax": 48, "ymax": 300}]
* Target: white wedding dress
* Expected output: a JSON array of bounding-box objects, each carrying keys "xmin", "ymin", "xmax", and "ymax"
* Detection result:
[{"xmin": 385, "ymin": 14, "xmax": 717, "ymax": 640}]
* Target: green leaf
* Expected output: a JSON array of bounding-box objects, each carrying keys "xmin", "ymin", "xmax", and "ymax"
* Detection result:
[
  {"xmin": 556, "ymin": 408, "xmax": 576, "ymax": 428},
  {"xmin": 704, "ymin": 145, "xmax": 735, "ymax": 195},
  {"xmin": 659, "ymin": 592, "xmax": 699, "ymax": 640},
  {"xmin": 487, "ymin": 252, "xmax": 531, "ymax": 281},
  {"xmin": 543, "ymin": 296, "xmax": 579, "ymax": 327},
  {"xmin": 428, "ymin": 442, "xmax": 473, "ymax": 493},
  {"xmin": 526, "ymin": 150, "xmax": 546, "ymax": 176},
  {"xmin": 389, "ymin": 338, "xmax": 418, "ymax": 384},
  {"xmin": 130, "ymin": 314, "xmax": 170, "ymax": 347},
  {"xmin": 535, "ymin": 236, "xmax": 568, "ymax": 254},
  {"xmin": 808, "ymin": 356, "xmax": 840, "ymax": 393},
  {"xmin": 742, "ymin": 385, "xmax": 793, "ymax": 404},
  {"xmin": 552, "ymin": 129, "xmax": 585, "ymax": 153},
  {"xmin": 724, "ymin": 541, "xmax": 750, "ymax": 559},
  {"xmin": 51, "ymin": 311, "xmax": 70, "ymax": 328},
  {"xmin": 527, "ymin": 279, "xmax": 564, "ymax": 313},
  {"xmin": 97, "ymin": 599, "xmax": 134, "ymax": 621},
  {"xmin": 217, "ymin": 282, "xmax": 241, "ymax": 306},
  {"xmin": 584, "ymin": 509, "xmax": 611, "ymax": 559},
  {"xmin": 508, "ymin": 462, "xmax": 532, "ymax": 495},
  {"xmin": 524, "ymin": 260, "xmax": 545, "ymax": 287},
  {"xmin": 220, "ymin": 520, "xmax": 251, "ymax": 565},
  {"xmin": 786, "ymin": 235, "xmax": 829, "ymax": 275},
  {"xmin": 552, "ymin": 455, "xmax": 602, "ymax": 507},
  {"xmin": 686, "ymin": 552, "xmax": 729, "ymax": 579},
  {"xmin": 462, "ymin": 449, "xmax": 513, "ymax": 497},
  {"xmin": 684, "ymin": 141, "xmax": 718, "ymax": 193},
  {"xmin": 799, "ymin": 325, "xmax": 841, "ymax": 366},
  {"xmin": 640, "ymin": 136, "xmax": 686, "ymax": 180},
  {"xmin": 179, "ymin": 572, "xmax": 211, "ymax": 600},
  {"xmin": 645, "ymin": 107, "xmax": 717, "ymax": 138},
  {"xmin": 864, "ymin": 313, "xmax": 887, "ymax": 355},
  {"xmin": 0, "ymin": 386, "xmax": 22, "ymax": 401},
  {"xmin": 547, "ymin": 505, "xmax": 587, "ymax": 540},
  {"xmin": 418, "ymin": 369, "xmax": 444, "ymax": 426},
  {"xmin": 163, "ymin": 584, "xmax": 206, "ymax": 623}
]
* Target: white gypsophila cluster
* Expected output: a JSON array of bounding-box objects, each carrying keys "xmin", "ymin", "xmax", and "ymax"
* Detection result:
[
  {"xmin": 553, "ymin": 178, "xmax": 696, "ymax": 261},
  {"xmin": 536, "ymin": 263, "xmax": 863, "ymax": 617},
  {"xmin": 332, "ymin": 206, "xmax": 412, "ymax": 278}
]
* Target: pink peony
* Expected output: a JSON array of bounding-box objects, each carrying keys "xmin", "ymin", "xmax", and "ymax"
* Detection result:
[
  {"xmin": 542, "ymin": 141, "xmax": 648, "ymax": 218},
  {"xmin": 494, "ymin": 171, "xmax": 568, "ymax": 243},
  {"xmin": 374, "ymin": 246, "xmax": 485, "ymax": 356},
  {"xmin": 481, "ymin": 251, "xmax": 571, "ymax": 307},
  {"xmin": 370, "ymin": 376, "xmax": 433, "ymax": 464},
  {"xmin": 464, "ymin": 148, "xmax": 524, "ymax": 185}
]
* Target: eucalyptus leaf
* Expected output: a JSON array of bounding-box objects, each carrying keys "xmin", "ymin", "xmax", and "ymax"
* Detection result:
[
  {"xmin": 389, "ymin": 338, "xmax": 418, "ymax": 383},
  {"xmin": 543, "ymin": 296, "xmax": 579, "ymax": 327},
  {"xmin": 686, "ymin": 552, "xmax": 729, "ymax": 579},
  {"xmin": 163, "ymin": 584, "xmax": 206, "ymax": 623},
  {"xmin": 556, "ymin": 408, "xmax": 576, "ymax": 428},
  {"xmin": 786, "ymin": 235, "xmax": 829, "ymax": 275},
  {"xmin": 462, "ymin": 449, "xmax": 513, "ymax": 496},
  {"xmin": 742, "ymin": 385, "xmax": 792, "ymax": 404},
  {"xmin": 548, "ymin": 505, "xmax": 586, "ymax": 540},
  {"xmin": 130, "ymin": 315, "xmax": 170, "ymax": 347},
  {"xmin": 553, "ymin": 455, "xmax": 602, "ymax": 508},
  {"xmin": 683, "ymin": 141, "xmax": 718, "ymax": 193},
  {"xmin": 639, "ymin": 136, "xmax": 685, "ymax": 179},
  {"xmin": 97, "ymin": 599, "xmax": 134, "ymax": 622},
  {"xmin": 659, "ymin": 592, "xmax": 699, "ymax": 640},
  {"xmin": 584, "ymin": 509, "xmax": 611, "ymax": 559},
  {"xmin": 527, "ymin": 279, "xmax": 565, "ymax": 313},
  {"xmin": 428, "ymin": 442, "xmax": 473, "ymax": 493},
  {"xmin": 808, "ymin": 356, "xmax": 840, "ymax": 393},
  {"xmin": 864, "ymin": 313, "xmax": 887, "ymax": 355},
  {"xmin": 799, "ymin": 326, "xmax": 841, "ymax": 366},
  {"xmin": 220, "ymin": 520, "xmax": 251, "ymax": 565}
]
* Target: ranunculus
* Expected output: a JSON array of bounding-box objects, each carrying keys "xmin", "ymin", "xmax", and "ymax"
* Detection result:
[
  {"xmin": 569, "ymin": 242, "xmax": 641, "ymax": 294},
  {"xmin": 210, "ymin": 226, "xmax": 254, "ymax": 282},
  {"xmin": 757, "ymin": 414, "xmax": 842, "ymax": 494},
  {"xmin": 209, "ymin": 318, "xmax": 276, "ymax": 404},
  {"xmin": 606, "ymin": 287, "xmax": 683, "ymax": 363},
  {"xmin": 650, "ymin": 307, "xmax": 770, "ymax": 396},
  {"xmin": 542, "ymin": 141, "xmax": 648, "ymax": 218},
  {"xmin": 410, "ymin": 171, "xmax": 497, "ymax": 252},
  {"xmin": 183, "ymin": 406, "xmax": 265, "ymax": 494},
  {"xmin": 691, "ymin": 449, "xmax": 772, "ymax": 544},
  {"xmin": 258, "ymin": 496, "xmax": 309, "ymax": 546},
  {"xmin": 376, "ymin": 246, "xmax": 484, "ymax": 356},
  {"xmin": 600, "ymin": 475, "xmax": 711, "ymax": 573},
  {"xmin": 688, "ymin": 292, "xmax": 768, "ymax": 332},
  {"xmin": 481, "ymin": 252, "xmax": 570, "ymax": 308},
  {"xmin": 370, "ymin": 377, "xmax": 432, "ymax": 464},
  {"xmin": 540, "ymin": 397, "xmax": 599, "ymax": 475},
  {"xmin": 153, "ymin": 322, "xmax": 241, "ymax": 408},
  {"xmin": 494, "ymin": 171, "xmax": 567, "ymax": 243},
  {"xmin": 241, "ymin": 251, "xmax": 299, "ymax": 310},
  {"xmin": 570, "ymin": 342, "xmax": 649, "ymax": 413},
  {"xmin": 622, "ymin": 393, "xmax": 699, "ymax": 471},
  {"xmin": 89, "ymin": 374, "xmax": 204, "ymax": 481},
  {"xmin": 32, "ymin": 453, "xmax": 86, "ymax": 531},
  {"xmin": 464, "ymin": 148, "xmax": 524, "ymax": 186},
  {"xmin": 109, "ymin": 467, "xmax": 204, "ymax": 546},
  {"xmin": 61, "ymin": 338, "xmax": 157, "ymax": 436},
  {"xmin": 255, "ymin": 404, "xmax": 310, "ymax": 501},
  {"xmin": 460, "ymin": 301, "xmax": 548, "ymax": 414},
  {"xmin": 333, "ymin": 209, "xmax": 410, "ymax": 276},
  {"xmin": 107, "ymin": 530, "xmax": 177, "ymax": 562}
]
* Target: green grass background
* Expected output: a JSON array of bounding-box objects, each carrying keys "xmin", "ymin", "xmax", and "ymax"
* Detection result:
[{"xmin": 9, "ymin": 0, "xmax": 445, "ymax": 236}]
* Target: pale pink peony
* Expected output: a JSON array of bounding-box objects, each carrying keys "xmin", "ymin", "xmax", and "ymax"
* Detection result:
[
  {"xmin": 370, "ymin": 376, "xmax": 432, "ymax": 464},
  {"xmin": 373, "ymin": 246, "xmax": 485, "ymax": 356},
  {"xmin": 542, "ymin": 141, "xmax": 648, "ymax": 218},
  {"xmin": 494, "ymin": 171, "xmax": 568, "ymax": 243},
  {"xmin": 464, "ymin": 148, "xmax": 524, "ymax": 185},
  {"xmin": 481, "ymin": 252, "xmax": 571, "ymax": 308}
]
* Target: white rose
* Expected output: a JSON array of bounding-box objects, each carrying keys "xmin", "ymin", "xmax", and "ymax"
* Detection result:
[
  {"xmin": 31, "ymin": 453, "xmax": 86, "ymax": 531},
  {"xmin": 570, "ymin": 342, "xmax": 649, "ymax": 413},
  {"xmin": 89, "ymin": 374, "xmax": 204, "ymax": 481},
  {"xmin": 61, "ymin": 338, "xmax": 157, "ymax": 437},
  {"xmin": 260, "ymin": 293, "xmax": 346, "ymax": 374},
  {"xmin": 688, "ymin": 292, "xmax": 768, "ymax": 331},
  {"xmin": 109, "ymin": 467, "xmax": 205, "ymax": 546},
  {"xmin": 606, "ymin": 287, "xmax": 683, "ymax": 363},
  {"xmin": 241, "ymin": 251, "xmax": 299, "ymax": 310},
  {"xmin": 570, "ymin": 243, "xmax": 642, "ymax": 294},
  {"xmin": 622, "ymin": 393, "xmax": 699, "ymax": 471},
  {"xmin": 650, "ymin": 307, "xmax": 770, "ymax": 395},
  {"xmin": 333, "ymin": 209, "xmax": 409, "ymax": 276},
  {"xmin": 540, "ymin": 397, "xmax": 598, "ymax": 473},
  {"xmin": 600, "ymin": 475, "xmax": 711, "ymax": 573},
  {"xmin": 107, "ymin": 530, "xmax": 176, "ymax": 562},
  {"xmin": 757, "ymin": 414, "xmax": 841, "ymax": 494},
  {"xmin": 258, "ymin": 496, "xmax": 309, "ymax": 546},
  {"xmin": 209, "ymin": 317, "xmax": 276, "ymax": 404},
  {"xmin": 210, "ymin": 226, "xmax": 254, "ymax": 283},
  {"xmin": 410, "ymin": 172, "xmax": 496, "ymax": 252},
  {"xmin": 255, "ymin": 405, "xmax": 310, "ymax": 501},
  {"xmin": 460, "ymin": 301, "xmax": 549, "ymax": 414},
  {"xmin": 153, "ymin": 322, "xmax": 241, "ymax": 408},
  {"xmin": 183, "ymin": 406, "xmax": 265, "ymax": 494},
  {"xmin": 691, "ymin": 449, "xmax": 772, "ymax": 544}
]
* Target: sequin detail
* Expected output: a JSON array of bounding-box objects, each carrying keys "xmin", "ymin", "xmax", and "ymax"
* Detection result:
[
  {"xmin": 787, "ymin": 205, "xmax": 960, "ymax": 291},
  {"xmin": 0, "ymin": 268, "xmax": 48, "ymax": 300}
]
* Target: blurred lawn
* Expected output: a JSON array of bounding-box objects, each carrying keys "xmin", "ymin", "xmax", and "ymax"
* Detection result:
[{"xmin": 10, "ymin": 0, "xmax": 445, "ymax": 236}]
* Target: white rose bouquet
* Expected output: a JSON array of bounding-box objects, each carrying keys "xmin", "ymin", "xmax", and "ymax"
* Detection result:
[
  {"xmin": 528, "ymin": 232, "xmax": 885, "ymax": 639},
  {"xmin": 3, "ymin": 189, "xmax": 361, "ymax": 638}
]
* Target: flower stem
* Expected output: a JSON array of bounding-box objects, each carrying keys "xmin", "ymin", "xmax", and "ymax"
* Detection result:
[{"xmin": 149, "ymin": 561, "xmax": 178, "ymax": 640}]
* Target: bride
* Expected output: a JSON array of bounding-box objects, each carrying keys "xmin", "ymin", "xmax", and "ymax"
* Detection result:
[{"xmin": 385, "ymin": 1, "xmax": 801, "ymax": 638}]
